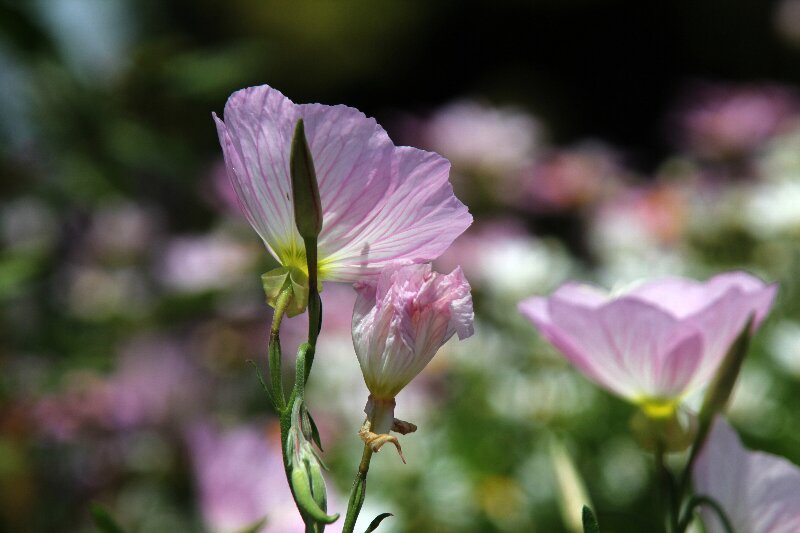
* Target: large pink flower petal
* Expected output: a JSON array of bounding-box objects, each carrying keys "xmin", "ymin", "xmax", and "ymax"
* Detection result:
[
  {"xmin": 321, "ymin": 147, "xmax": 472, "ymax": 281},
  {"xmin": 215, "ymin": 85, "xmax": 471, "ymax": 282},
  {"xmin": 628, "ymin": 271, "xmax": 775, "ymax": 320},
  {"xmin": 521, "ymin": 295, "xmax": 702, "ymax": 400},
  {"xmin": 684, "ymin": 283, "xmax": 776, "ymax": 392},
  {"xmin": 694, "ymin": 419, "xmax": 800, "ymax": 533},
  {"xmin": 520, "ymin": 272, "xmax": 776, "ymax": 403}
]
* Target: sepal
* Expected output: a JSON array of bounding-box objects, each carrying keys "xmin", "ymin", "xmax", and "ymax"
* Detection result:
[{"xmin": 261, "ymin": 266, "xmax": 309, "ymax": 317}]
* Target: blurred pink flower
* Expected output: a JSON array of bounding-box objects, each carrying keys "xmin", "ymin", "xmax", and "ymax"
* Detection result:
[
  {"xmin": 693, "ymin": 419, "xmax": 800, "ymax": 533},
  {"xmin": 592, "ymin": 183, "xmax": 690, "ymax": 247},
  {"xmin": 518, "ymin": 272, "xmax": 776, "ymax": 407},
  {"xmin": 352, "ymin": 263, "xmax": 473, "ymax": 424},
  {"xmin": 156, "ymin": 234, "xmax": 257, "ymax": 293},
  {"xmin": 33, "ymin": 335, "xmax": 208, "ymax": 438},
  {"xmin": 187, "ymin": 423, "xmax": 340, "ymax": 533},
  {"xmin": 421, "ymin": 100, "xmax": 541, "ymax": 173},
  {"xmin": 213, "ymin": 85, "xmax": 471, "ymax": 282},
  {"xmin": 517, "ymin": 144, "xmax": 624, "ymax": 213},
  {"xmin": 675, "ymin": 83, "xmax": 800, "ymax": 161}
]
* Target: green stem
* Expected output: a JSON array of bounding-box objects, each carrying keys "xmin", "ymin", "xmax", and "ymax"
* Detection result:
[
  {"xmin": 270, "ymin": 284, "xmax": 293, "ymax": 411},
  {"xmin": 676, "ymin": 418, "xmax": 712, "ymax": 511},
  {"xmin": 280, "ymin": 345, "xmax": 327, "ymax": 532},
  {"xmin": 677, "ymin": 495, "xmax": 734, "ymax": 533},
  {"xmin": 655, "ymin": 446, "xmax": 679, "ymax": 533},
  {"xmin": 342, "ymin": 444, "xmax": 374, "ymax": 533},
  {"xmin": 304, "ymin": 236, "xmax": 320, "ymax": 385}
]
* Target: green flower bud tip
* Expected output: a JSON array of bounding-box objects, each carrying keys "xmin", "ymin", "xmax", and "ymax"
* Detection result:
[{"xmin": 290, "ymin": 119, "xmax": 323, "ymax": 240}]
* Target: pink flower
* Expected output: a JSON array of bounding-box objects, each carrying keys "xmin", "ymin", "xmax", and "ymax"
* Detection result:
[
  {"xmin": 352, "ymin": 263, "xmax": 473, "ymax": 403},
  {"xmin": 675, "ymin": 83, "xmax": 800, "ymax": 160},
  {"xmin": 693, "ymin": 419, "xmax": 800, "ymax": 533},
  {"xmin": 213, "ymin": 85, "xmax": 472, "ymax": 283},
  {"xmin": 518, "ymin": 272, "xmax": 776, "ymax": 410}
]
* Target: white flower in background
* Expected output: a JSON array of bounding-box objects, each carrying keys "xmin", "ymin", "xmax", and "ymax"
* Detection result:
[
  {"xmin": 767, "ymin": 320, "xmax": 800, "ymax": 378},
  {"xmin": 744, "ymin": 180, "xmax": 800, "ymax": 237},
  {"xmin": 436, "ymin": 220, "xmax": 570, "ymax": 299}
]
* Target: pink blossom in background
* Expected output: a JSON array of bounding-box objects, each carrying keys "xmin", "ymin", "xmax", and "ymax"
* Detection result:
[
  {"xmin": 86, "ymin": 201, "xmax": 162, "ymax": 261},
  {"xmin": 693, "ymin": 419, "xmax": 800, "ymax": 533},
  {"xmin": 156, "ymin": 234, "xmax": 257, "ymax": 293},
  {"xmin": 420, "ymin": 100, "xmax": 542, "ymax": 173},
  {"xmin": 674, "ymin": 83, "xmax": 800, "ymax": 161},
  {"xmin": 214, "ymin": 84, "xmax": 472, "ymax": 283},
  {"xmin": 517, "ymin": 144, "xmax": 624, "ymax": 213},
  {"xmin": 34, "ymin": 335, "xmax": 208, "ymax": 438},
  {"xmin": 188, "ymin": 423, "xmax": 342, "ymax": 533},
  {"xmin": 352, "ymin": 263, "xmax": 474, "ymax": 402},
  {"xmin": 591, "ymin": 183, "xmax": 691, "ymax": 248},
  {"xmin": 518, "ymin": 272, "xmax": 776, "ymax": 405}
]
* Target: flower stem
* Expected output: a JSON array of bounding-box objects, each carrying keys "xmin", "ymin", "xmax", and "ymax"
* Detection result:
[
  {"xmin": 342, "ymin": 444, "xmax": 374, "ymax": 533},
  {"xmin": 269, "ymin": 284, "xmax": 293, "ymax": 411},
  {"xmin": 303, "ymin": 236, "xmax": 320, "ymax": 385},
  {"xmin": 655, "ymin": 446, "xmax": 679, "ymax": 533},
  {"xmin": 676, "ymin": 495, "xmax": 734, "ymax": 533}
]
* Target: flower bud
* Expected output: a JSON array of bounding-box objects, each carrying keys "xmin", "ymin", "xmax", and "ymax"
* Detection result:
[
  {"xmin": 352, "ymin": 263, "xmax": 474, "ymax": 402},
  {"xmin": 290, "ymin": 119, "xmax": 323, "ymax": 240}
]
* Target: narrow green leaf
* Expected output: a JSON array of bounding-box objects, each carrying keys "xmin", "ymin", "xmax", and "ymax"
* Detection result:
[
  {"xmin": 290, "ymin": 119, "xmax": 322, "ymax": 239},
  {"xmin": 305, "ymin": 407, "xmax": 324, "ymax": 452},
  {"xmin": 246, "ymin": 359, "xmax": 275, "ymax": 407},
  {"xmin": 90, "ymin": 504, "xmax": 126, "ymax": 533},
  {"xmin": 582, "ymin": 506, "xmax": 599, "ymax": 533},
  {"xmin": 364, "ymin": 513, "xmax": 393, "ymax": 532}
]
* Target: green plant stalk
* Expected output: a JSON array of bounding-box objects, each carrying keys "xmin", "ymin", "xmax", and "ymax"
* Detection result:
[
  {"xmin": 280, "ymin": 345, "xmax": 329, "ymax": 532},
  {"xmin": 269, "ymin": 285, "xmax": 293, "ymax": 411},
  {"xmin": 655, "ymin": 445, "xmax": 679, "ymax": 533},
  {"xmin": 304, "ymin": 235, "xmax": 321, "ymax": 384},
  {"xmin": 342, "ymin": 444, "xmax": 374, "ymax": 533},
  {"xmin": 676, "ymin": 495, "xmax": 734, "ymax": 533}
]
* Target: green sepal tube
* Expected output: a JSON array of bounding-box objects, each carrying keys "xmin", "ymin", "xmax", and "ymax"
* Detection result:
[
  {"xmin": 290, "ymin": 119, "xmax": 323, "ymax": 240},
  {"xmin": 629, "ymin": 408, "xmax": 697, "ymax": 453}
]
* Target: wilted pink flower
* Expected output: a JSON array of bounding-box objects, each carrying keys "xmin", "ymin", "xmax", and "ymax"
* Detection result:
[
  {"xmin": 213, "ymin": 85, "xmax": 471, "ymax": 283},
  {"xmin": 694, "ymin": 419, "xmax": 800, "ymax": 533},
  {"xmin": 518, "ymin": 272, "xmax": 776, "ymax": 410},
  {"xmin": 352, "ymin": 263, "xmax": 473, "ymax": 427}
]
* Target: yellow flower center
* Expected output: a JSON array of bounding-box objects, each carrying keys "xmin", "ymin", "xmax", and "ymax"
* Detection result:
[
  {"xmin": 638, "ymin": 397, "xmax": 680, "ymax": 419},
  {"xmin": 276, "ymin": 240, "xmax": 331, "ymax": 282}
]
